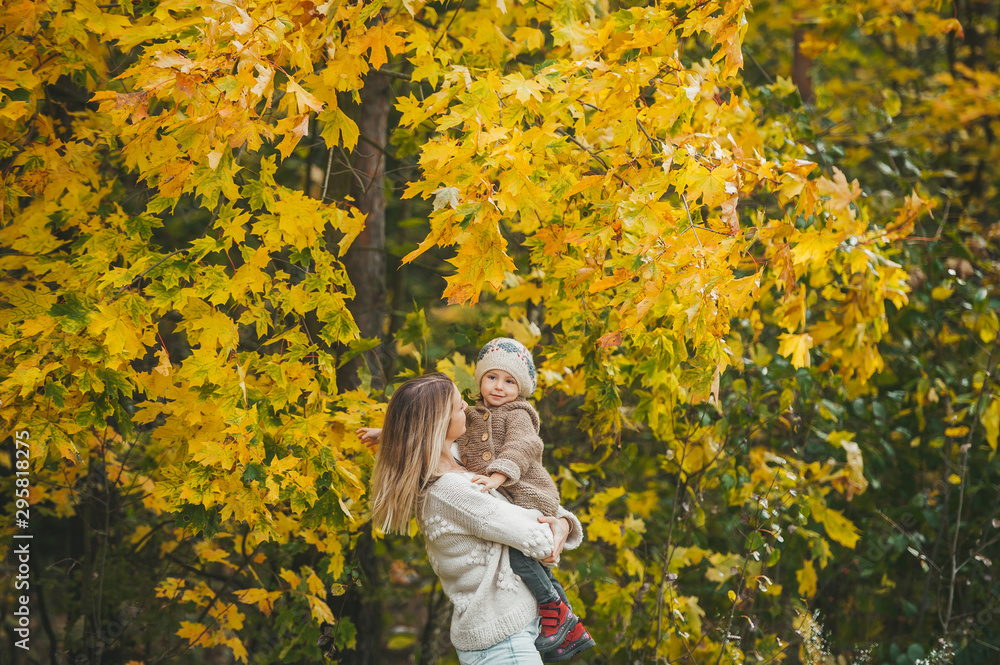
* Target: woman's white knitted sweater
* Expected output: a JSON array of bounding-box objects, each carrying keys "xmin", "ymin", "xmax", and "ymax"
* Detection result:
[{"xmin": 418, "ymin": 471, "xmax": 584, "ymax": 651}]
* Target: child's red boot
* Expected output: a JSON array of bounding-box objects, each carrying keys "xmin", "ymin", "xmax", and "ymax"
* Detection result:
[
  {"xmin": 542, "ymin": 621, "xmax": 596, "ymax": 662},
  {"xmin": 534, "ymin": 599, "xmax": 579, "ymax": 652}
]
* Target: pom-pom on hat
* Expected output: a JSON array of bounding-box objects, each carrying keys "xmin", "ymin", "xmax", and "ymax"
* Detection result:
[{"xmin": 474, "ymin": 338, "xmax": 537, "ymax": 398}]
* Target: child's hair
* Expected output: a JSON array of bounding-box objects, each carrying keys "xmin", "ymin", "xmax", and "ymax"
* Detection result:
[{"xmin": 369, "ymin": 372, "xmax": 455, "ymax": 535}]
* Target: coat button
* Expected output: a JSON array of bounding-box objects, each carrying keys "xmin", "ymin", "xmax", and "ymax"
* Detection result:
[
  {"xmin": 482, "ymin": 452, "xmax": 492, "ymax": 461},
  {"xmin": 462, "ymin": 455, "xmax": 468, "ymax": 465},
  {"xmin": 481, "ymin": 433, "xmax": 489, "ymax": 441},
  {"xmin": 483, "ymin": 411, "xmax": 490, "ymax": 419}
]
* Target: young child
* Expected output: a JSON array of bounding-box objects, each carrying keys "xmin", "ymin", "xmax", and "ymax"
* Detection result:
[{"xmin": 359, "ymin": 338, "xmax": 595, "ymax": 661}]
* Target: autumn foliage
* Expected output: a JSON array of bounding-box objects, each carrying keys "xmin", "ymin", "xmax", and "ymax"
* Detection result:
[{"xmin": 1, "ymin": 0, "xmax": 998, "ymax": 663}]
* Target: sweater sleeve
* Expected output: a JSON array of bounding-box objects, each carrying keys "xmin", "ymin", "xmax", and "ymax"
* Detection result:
[
  {"xmin": 485, "ymin": 408, "xmax": 543, "ymax": 486},
  {"xmin": 426, "ymin": 474, "xmax": 555, "ymax": 561},
  {"xmin": 555, "ymin": 506, "xmax": 584, "ymax": 551}
]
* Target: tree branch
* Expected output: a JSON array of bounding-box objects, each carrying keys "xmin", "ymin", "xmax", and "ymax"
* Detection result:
[{"xmin": 556, "ymin": 129, "xmax": 630, "ymax": 187}]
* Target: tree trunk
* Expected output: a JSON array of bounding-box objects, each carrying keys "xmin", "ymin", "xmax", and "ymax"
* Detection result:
[
  {"xmin": 792, "ymin": 27, "xmax": 815, "ymax": 105},
  {"xmin": 352, "ymin": 524, "xmax": 385, "ymax": 665},
  {"xmin": 341, "ymin": 70, "xmax": 390, "ymax": 391},
  {"xmin": 338, "ymin": 68, "xmax": 391, "ymax": 665}
]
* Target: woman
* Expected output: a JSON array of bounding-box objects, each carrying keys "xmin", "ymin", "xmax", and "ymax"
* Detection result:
[{"xmin": 368, "ymin": 373, "xmax": 592, "ymax": 663}]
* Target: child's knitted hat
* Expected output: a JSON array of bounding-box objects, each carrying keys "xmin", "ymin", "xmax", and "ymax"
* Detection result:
[{"xmin": 474, "ymin": 338, "xmax": 537, "ymax": 398}]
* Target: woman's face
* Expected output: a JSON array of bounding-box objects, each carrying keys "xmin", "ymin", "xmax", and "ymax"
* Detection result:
[{"xmin": 445, "ymin": 383, "xmax": 467, "ymax": 442}]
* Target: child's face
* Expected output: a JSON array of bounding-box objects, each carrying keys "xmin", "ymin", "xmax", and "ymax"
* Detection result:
[{"xmin": 480, "ymin": 369, "xmax": 519, "ymax": 407}]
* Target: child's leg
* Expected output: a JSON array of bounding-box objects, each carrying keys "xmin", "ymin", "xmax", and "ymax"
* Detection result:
[
  {"xmin": 508, "ymin": 548, "xmax": 559, "ymax": 604},
  {"xmin": 508, "ymin": 549, "xmax": 579, "ymax": 652},
  {"xmin": 538, "ymin": 567, "xmax": 597, "ymax": 662},
  {"xmin": 544, "ymin": 567, "xmax": 570, "ymax": 605}
]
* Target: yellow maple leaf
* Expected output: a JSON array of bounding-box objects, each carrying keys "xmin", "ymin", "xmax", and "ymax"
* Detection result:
[
  {"xmin": 931, "ymin": 285, "xmax": 953, "ymax": 300},
  {"xmin": 6, "ymin": 284, "xmax": 56, "ymax": 316},
  {"xmin": 770, "ymin": 75, "xmax": 798, "ymax": 98},
  {"xmin": 777, "ymin": 332, "xmax": 813, "ymax": 369},
  {"xmin": 585, "ymin": 512, "xmax": 625, "ymax": 547},
  {"xmin": 339, "ymin": 496, "xmax": 356, "ymax": 523},
  {"xmin": 817, "ymin": 167, "xmax": 861, "ymax": 220},
  {"xmin": 231, "ymin": 247, "xmax": 271, "ymax": 296},
  {"xmin": 807, "ymin": 496, "xmax": 860, "ymax": 549},
  {"xmin": 275, "ymin": 113, "xmax": 310, "ymax": 161},
  {"xmin": 327, "ymin": 548, "xmax": 346, "ymax": 580},
  {"xmin": 357, "ymin": 24, "xmax": 406, "ymax": 71},
  {"xmin": 334, "ymin": 207, "xmax": 367, "ymax": 257},
  {"xmin": 828, "ymin": 432, "xmax": 869, "ymax": 499},
  {"xmin": 796, "ymin": 559, "xmax": 817, "ymax": 598},
  {"xmin": 513, "ymin": 26, "xmax": 544, "ymax": 51},
  {"xmin": 227, "ymin": 636, "xmax": 249, "ymax": 664},
  {"xmin": 156, "ymin": 160, "xmax": 194, "ymax": 199},
  {"xmin": 317, "ymin": 108, "xmax": 360, "ymax": 152},
  {"xmin": 88, "ymin": 303, "xmax": 146, "ymax": 357},
  {"xmin": 223, "ymin": 604, "xmax": 245, "ymax": 631},
  {"xmin": 500, "ymin": 72, "xmax": 546, "ymax": 104},
  {"xmin": 792, "ymin": 229, "xmax": 843, "ymax": 266},
  {"xmin": 269, "ymin": 454, "xmax": 300, "ymax": 475},
  {"xmin": 588, "ymin": 268, "xmax": 630, "ymax": 293},
  {"xmin": 195, "ymin": 543, "xmax": 230, "ymax": 564},
  {"xmin": 234, "ymin": 588, "xmax": 282, "ymax": 615},
  {"xmin": 308, "ymin": 595, "xmax": 335, "ymax": 624},
  {"xmin": 286, "ymin": 79, "xmax": 324, "ymax": 114},
  {"xmin": 685, "ymin": 165, "xmax": 737, "ymax": 208},
  {"xmin": 280, "ymin": 568, "xmax": 301, "ymax": 589},
  {"xmin": 306, "ymin": 569, "xmax": 326, "ymax": 597},
  {"xmin": 442, "ymin": 225, "xmax": 514, "ymax": 305},
  {"xmin": 153, "ymin": 347, "xmax": 172, "ymax": 376},
  {"xmin": 176, "ymin": 621, "xmax": 210, "ymax": 646}
]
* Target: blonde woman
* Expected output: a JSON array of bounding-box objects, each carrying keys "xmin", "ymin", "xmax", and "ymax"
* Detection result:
[{"xmin": 368, "ymin": 372, "xmax": 589, "ymax": 664}]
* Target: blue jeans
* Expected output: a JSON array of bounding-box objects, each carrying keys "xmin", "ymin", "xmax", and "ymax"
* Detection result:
[{"xmin": 455, "ymin": 620, "xmax": 543, "ymax": 664}]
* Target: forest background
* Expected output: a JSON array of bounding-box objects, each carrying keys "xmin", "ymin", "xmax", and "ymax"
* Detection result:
[{"xmin": 1, "ymin": 0, "xmax": 999, "ymax": 663}]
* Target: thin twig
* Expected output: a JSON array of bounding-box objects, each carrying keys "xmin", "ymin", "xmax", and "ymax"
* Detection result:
[
  {"xmin": 337, "ymin": 144, "xmax": 367, "ymax": 191},
  {"xmin": 378, "ymin": 68, "xmax": 411, "ymax": 81},
  {"xmin": 94, "ymin": 427, "xmax": 111, "ymax": 665},
  {"xmin": 636, "ymin": 118, "xmax": 658, "ymax": 159},
  {"xmin": 945, "ymin": 330, "xmax": 1000, "ymax": 631},
  {"xmin": 957, "ymin": 533, "xmax": 1000, "ymax": 571},
  {"xmin": 874, "ymin": 508, "xmax": 941, "ymax": 573},
  {"xmin": 975, "ymin": 638, "xmax": 1000, "ymax": 653},
  {"xmin": 111, "ymin": 248, "xmax": 185, "ymax": 300},
  {"xmin": 322, "ymin": 142, "xmax": 336, "ymax": 202},
  {"xmin": 651, "ymin": 476, "xmax": 686, "ymax": 659},
  {"xmin": 433, "ymin": 0, "xmax": 461, "ymax": 50},
  {"xmin": 300, "ymin": 315, "xmax": 316, "ymax": 345},
  {"xmin": 743, "ymin": 50, "xmax": 775, "ymax": 85},
  {"xmin": 714, "ymin": 473, "xmax": 782, "ymax": 665},
  {"xmin": 681, "ymin": 193, "xmax": 703, "ymax": 247},
  {"xmin": 358, "ymin": 131, "xmax": 395, "ymax": 159},
  {"xmin": 557, "ymin": 130, "xmax": 630, "ymax": 187},
  {"xmin": 150, "ymin": 537, "xmax": 263, "ymax": 665}
]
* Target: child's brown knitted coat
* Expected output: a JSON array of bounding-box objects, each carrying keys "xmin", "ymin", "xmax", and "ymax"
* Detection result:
[{"xmin": 456, "ymin": 398, "xmax": 560, "ymax": 517}]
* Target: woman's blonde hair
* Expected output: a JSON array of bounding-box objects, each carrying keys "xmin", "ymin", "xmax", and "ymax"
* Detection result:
[{"xmin": 369, "ymin": 372, "xmax": 455, "ymax": 535}]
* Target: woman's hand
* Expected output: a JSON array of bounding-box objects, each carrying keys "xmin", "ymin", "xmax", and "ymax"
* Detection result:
[{"xmin": 537, "ymin": 515, "xmax": 572, "ymax": 565}]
